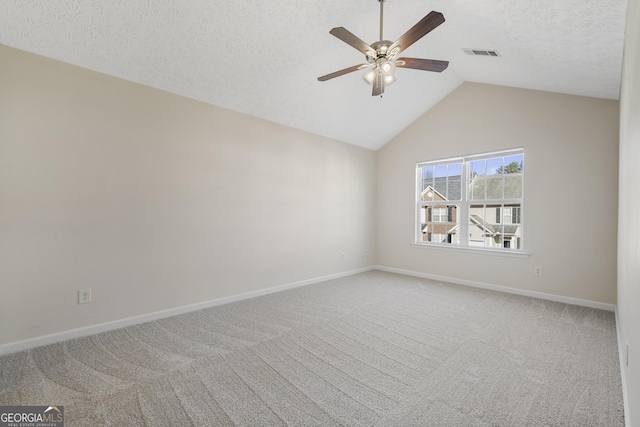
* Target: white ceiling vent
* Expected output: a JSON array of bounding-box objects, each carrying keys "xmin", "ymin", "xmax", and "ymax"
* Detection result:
[{"xmin": 462, "ymin": 48, "xmax": 501, "ymax": 57}]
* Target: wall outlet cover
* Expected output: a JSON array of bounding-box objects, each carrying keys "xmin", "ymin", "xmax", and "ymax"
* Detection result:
[{"xmin": 78, "ymin": 288, "xmax": 92, "ymax": 304}]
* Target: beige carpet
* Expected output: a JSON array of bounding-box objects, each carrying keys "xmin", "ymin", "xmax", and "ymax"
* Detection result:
[{"xmin": 0, "ymin": 271, "xmax": 625, "ymax": 426}]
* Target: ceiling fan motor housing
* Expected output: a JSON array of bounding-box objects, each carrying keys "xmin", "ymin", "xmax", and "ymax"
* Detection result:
[{"xmin": 368, "ymin": 40, "xmax": 400, "ymax": 63}]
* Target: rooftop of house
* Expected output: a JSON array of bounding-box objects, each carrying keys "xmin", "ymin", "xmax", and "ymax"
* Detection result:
[{"xmin": 422, "ymin": 173, "xmax": 523, "ymax": 202}]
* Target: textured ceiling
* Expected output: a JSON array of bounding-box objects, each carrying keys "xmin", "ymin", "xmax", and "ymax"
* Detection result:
[{"xmin": 0, "ymin": 0, "xmax": 627, "ymax": 150}]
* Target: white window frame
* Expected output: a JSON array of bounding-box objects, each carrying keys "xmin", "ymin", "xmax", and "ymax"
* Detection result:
[{"xmin": 415, "ymin": 148, "xmax": 525, "ymax": 254}]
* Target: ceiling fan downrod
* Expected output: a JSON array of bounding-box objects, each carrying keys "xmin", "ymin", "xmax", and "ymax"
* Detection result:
[{"xmin": 379, "ymin": 0, "xmax": 385, "ymax": 41}]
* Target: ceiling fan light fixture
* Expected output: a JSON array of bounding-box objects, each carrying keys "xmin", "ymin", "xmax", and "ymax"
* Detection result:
[
  {"xmin": 381, "ymin": 59, "xmax": 396, "ymax": 75},
  {"xmin": 362, "ymin": 72, "xmax": 397, "ymax": 86},
  {"xmin": 363, "ymin": 69, "xmax": 376, "ymax": 84},
  {"xmin": 363, "ymin": 62, "xmax": 397, "ymax": 86}
]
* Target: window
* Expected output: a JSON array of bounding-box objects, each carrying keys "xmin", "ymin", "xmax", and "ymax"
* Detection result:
[
  {"xmin": 416, "ymin": 149, "xmax": 524, "ymax": 252},
  {"xmin": 431, "ymin": 207, "xmax": 449, "ymax": 222},
  {"xmin": 497, "ymin": 207, "xmax": 521, "ymax": 224}
]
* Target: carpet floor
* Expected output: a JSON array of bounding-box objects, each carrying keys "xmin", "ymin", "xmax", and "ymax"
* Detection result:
[{"xmin": 0, "ymin": 270, "xmax": 625, "ymax": 426}]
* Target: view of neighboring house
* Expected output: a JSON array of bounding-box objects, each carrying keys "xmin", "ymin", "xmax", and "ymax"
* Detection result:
[
  {"xmin": 420, "ymin": 170, "xmax": 523, "ymax": 249},
  {"xmin": 420, "ymin": 184, "xmax": 459, "ymax": 244}
]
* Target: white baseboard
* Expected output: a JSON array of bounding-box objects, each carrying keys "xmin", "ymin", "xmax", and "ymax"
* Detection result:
[
  {"xmin": 374, "ymin": 265, "xmax": 616, "ymax": 312},
  {"xmin": 0, "ymin": 265, "xmax": 618, "ymax": 351},
  {"xmin": 0, "ymin": 266, "xmax": 374, "ymax": 356},
  {"xmin": 615, "ymin": 308, "xmax": 631, "ymax": 427}
]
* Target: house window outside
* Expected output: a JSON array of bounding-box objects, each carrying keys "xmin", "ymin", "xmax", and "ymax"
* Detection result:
[
  {"xmin": 496, "ymin": 207, "xmax": 521, "ymax": 224},
  {"xmin": 416, "ymin": 149, "xmax": 524, "ymax": 252},
  {"xmin": 432, "ymin": 207, "xmax": 448, "ymax": 222}
]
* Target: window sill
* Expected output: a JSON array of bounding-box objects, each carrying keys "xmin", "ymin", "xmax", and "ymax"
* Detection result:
[{"xmin": 410, "ymin": 243, "xmax": 531, "ymax": 258}]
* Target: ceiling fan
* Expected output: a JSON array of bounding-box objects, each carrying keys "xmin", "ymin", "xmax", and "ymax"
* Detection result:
[{"xmin": 317, "ymin": 0, "xmax": 449, "ymax": 97}]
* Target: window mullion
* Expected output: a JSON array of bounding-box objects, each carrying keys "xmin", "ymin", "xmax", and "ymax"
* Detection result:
[
  {"xmin": 460, "ymin": 161, "xmax": 469, "ymax": 246},
  {"xmin": 415, "ymin": 167, "xmax": 422, "ymax": 242}
]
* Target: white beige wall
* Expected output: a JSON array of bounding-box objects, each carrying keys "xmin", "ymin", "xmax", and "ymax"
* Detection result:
[
  {"xmin": 0, "ymin": 45, "xmax": 376, "ymax": 347},
  {"xmin": 377, "ymin": 82, "xmax": 619, "ymax": 304},
  {"xmin": 618, "ymin": 0, "xmax": 640, "ymax": 422}
]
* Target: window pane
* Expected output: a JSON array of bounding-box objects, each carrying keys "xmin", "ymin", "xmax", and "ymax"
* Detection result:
[
  {"xmin": 470, "ymin": 160, "xmax": 486, "ymax": 177},
  {"xmin": 511, "ymin": 205, "xmax": 521, "ymax": 224},
  {"xmin": 504, "ymin": 174, "xmax": 523, "ymax": 198},
  {"xmin": 420, "ymin": 204, "xmax": 460, "ymax": 245},
  {"xmin": 420, "ymin": 161, "xmax": 462, "ymax": 202},
  {"xmin": 503, "ymin": 207, "xmax": 512, "ymax": 224},
  {"xmin": 434, "ymin": 178, "xmax": 447, "ymax": 197},
  {"xmin": 434, "ymin": 165, "xmax": 447, "ymax": 178},
  {"xmin": 470, "ymin": 177, "xmax": 485, "ymax": 200},
  {"xmin": 486, "ymin": 176, "xmax": 503, "ymax": 199},
  {"xmin": 433, "ymin": 207, "xmax": 447, "ymax": 222},
  {"xmin": 446, "ymin": 163, "xmax": 462, "ymax": 201},
  {"xmin": 472, "ymin": 153, "xmax": 524, "ymax": 200},
  {"xmin": 448, "ymin": 163, "xmax": 462, "ymax": 176},
  {"xmin": 498, "ymin": 204, "xmax": 522, "ymax": 249},
  {"xmin": 420, "ymin": 166, "xmax": 434, "ymax": 200},
  {"xmin": 421, "ymin": 166, "xmax": 434, "ymax": 180},
  {"xmin": 507, "ymin": 205, "xmax": 521, "ymax": 249},
  {"xmin": 487, "ymin": 157, "xmax": 503, "ymax": 176},
  {"xmin": 504, "ymin": 154, "xmax": 523, "ymax": 173},
  {"xmin": 469, "ymin": 204, "xmax": 488, "ymax": 247},
  {"xmin": 470, "ymin": 204, "xmax": 508, "ymax": 248},
  {"xmin": 447, "ymin": 175, "xmax": 462, "ymax": 201}
]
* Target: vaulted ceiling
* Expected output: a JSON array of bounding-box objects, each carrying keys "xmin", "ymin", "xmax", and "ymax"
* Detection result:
[{"xmin": 0, "ymin": 0, "xmax": 627, "ymax": 150}]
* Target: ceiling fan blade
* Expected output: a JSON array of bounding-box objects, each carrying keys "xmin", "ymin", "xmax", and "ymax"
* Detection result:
[
  {"xmin": 372, "ymin": 72, "xmax": 384, "ymax": 96},
  {"xmin": 329, "ymin": 27, "xmax": 375, "ymax": 56},
  {"xmin": 318, "ymin": 64, "xmax": 369, "ymax": 82},
  {"xmin": 389, "ymin": 11, "xmax": 445, "ymax": 55},
  {"xmin": 396, "ymin": 57, "xmax": 449, "ymax": 72}
]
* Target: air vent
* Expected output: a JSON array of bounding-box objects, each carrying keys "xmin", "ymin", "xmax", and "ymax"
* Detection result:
[{"xmin": 462, "ymin": 48, "xmax": 501, "ymax": 57}]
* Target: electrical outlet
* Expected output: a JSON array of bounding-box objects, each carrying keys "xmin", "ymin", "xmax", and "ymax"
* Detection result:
[
  {"xmin": 534, "ymin": 266, "xmax": 543, "ymax": 276},
  {"xmin": 78, "ymin": 288, "xmax": 92, "ymax": 304},
  {"xmin": 626, "ymin": 341, "xmax": 629, "ymax": 367}
]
